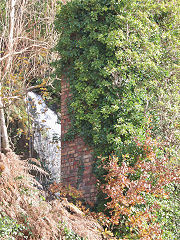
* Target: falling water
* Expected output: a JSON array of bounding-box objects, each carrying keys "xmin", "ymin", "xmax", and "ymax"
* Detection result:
[{"xmin": 27, "ymin": 92, "xmax": 61, "ymax": 182}]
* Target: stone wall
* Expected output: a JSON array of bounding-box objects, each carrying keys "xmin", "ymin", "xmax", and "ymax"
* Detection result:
[{"xmin": 61, "ymin": 77, "xmax": 97, "ymax": 203}]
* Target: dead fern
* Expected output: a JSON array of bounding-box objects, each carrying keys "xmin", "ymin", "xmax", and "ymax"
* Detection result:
[{"xmin": 0, "ymin": 152, "xmax": 103, "ymax": 240}]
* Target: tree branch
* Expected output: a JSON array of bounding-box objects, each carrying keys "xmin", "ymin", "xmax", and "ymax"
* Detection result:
[{"xmin": 0, "ymin": 44, "xmax": 49, "ymax": 63}]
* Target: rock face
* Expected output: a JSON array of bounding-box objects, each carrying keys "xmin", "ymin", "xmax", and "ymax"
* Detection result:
[{"xmin": 61, "ymin": 77, "xmax": 97, "ymax": 203}]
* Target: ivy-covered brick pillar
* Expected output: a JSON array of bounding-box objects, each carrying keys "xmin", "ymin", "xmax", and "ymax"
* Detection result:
[{"xmin": 61, "ymin": 77, "xmax": 97, "ymax": 203}]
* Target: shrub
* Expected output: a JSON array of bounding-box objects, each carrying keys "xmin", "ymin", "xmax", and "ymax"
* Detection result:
[
  {"xmin": 98, "ymin": 131, "xmax": 179, "ymax": 239},
  {"xmin": 55, "ymin": 0, "xmax": 179, "ymax": 160},
  {"xmin": 55, "ymin": 1, "xmax": 179, "ymax": 238},
  {"xmin": 0, "ymin": 213, "xmax": 28, "ymax": 240}
]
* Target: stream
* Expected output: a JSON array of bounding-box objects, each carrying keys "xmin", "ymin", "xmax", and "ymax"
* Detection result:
[{"xmin": 27, "ymin": 92, "xmax": 61, "ymax": 182}]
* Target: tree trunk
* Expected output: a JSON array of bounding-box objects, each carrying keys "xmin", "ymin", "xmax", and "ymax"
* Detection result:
[
  {"xmin": 0, "ymin": 84, "xmax": 10, "ymax": 152},
  {"xmin": 5, "ymin": 0, "xmax": 16, "ymax": 73},
  {"xmin": 0, "ymin": 0, "xmax": 16, "ymax": 152}
]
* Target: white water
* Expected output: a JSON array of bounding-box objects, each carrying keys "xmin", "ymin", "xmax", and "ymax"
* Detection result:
[{"xmin": 27, "ymin": 92, "xmax": 61, "ymax": 182}]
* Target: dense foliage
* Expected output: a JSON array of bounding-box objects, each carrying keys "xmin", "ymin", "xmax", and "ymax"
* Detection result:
[
  {"xmin": 55, "ymin": 0, "xmax": 179, "ymax": 238},
  {"xmin": 0, "ymin": 213, "xmax": 29, "ymax": 240},
  {"xmin": 98, "ymin": 131, "xmax": 179, "ymax": 239},
  {"xmin": 0, "ymin": 152, "xmax": 98, "ymax": 240},
  {"xmin": 55, "ymin": 0, "xmax": 179, "ymax": 160}
]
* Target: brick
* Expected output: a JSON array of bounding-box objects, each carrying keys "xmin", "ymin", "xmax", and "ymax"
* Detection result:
[{"xmin": 61, "ymin": 76, "xmax": 97, "ymax": 203}]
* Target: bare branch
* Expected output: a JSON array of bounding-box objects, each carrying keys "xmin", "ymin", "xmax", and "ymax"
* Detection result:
[{"xmin": 0, "ymin": 44, "xmax": 49, "ymax": 63}]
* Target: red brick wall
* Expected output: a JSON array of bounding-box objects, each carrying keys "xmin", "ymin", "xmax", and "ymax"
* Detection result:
[{"xmin": 61, "ymin": 77, "xmax": 97, "ymax": 203}]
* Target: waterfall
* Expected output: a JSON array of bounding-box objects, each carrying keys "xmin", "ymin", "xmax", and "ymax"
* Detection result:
[{"xmin": 27, "ymin": 92, "xmax": 61, "ymax": 182}]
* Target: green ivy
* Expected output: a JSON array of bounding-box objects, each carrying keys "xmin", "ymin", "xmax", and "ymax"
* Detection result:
[
  {"xmin": 0, "ymin": 213, "xmax": 29, "ymax": 240},
  {"xmin": 55, "ymin": 2, "xmax": 179, "ymax": 237},
  {"xmin": 55, "ymin": 0, "xmax": 179, "ymax": 159}
]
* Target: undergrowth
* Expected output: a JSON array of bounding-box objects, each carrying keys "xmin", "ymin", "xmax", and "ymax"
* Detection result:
[
  {"xmin": 0, "ymin": 212, "xmax": 30, "ymax": 240},
  {"xmin": 0, "ymin": 151, "xmax": 102, "ymax": 240}
]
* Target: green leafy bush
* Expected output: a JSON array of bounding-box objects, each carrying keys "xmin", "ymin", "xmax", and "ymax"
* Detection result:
[
  {"xmin": 97, "ymin": 131, "xmax": 179, "ymax": 239},
  {"xmin": 55, "ymin": 1, "xmax": 179, "ymax": 237},
  {"xmin": 55, "ymin": 0, "xmax": 179, "ymax": 160},
  {"xmin": 0, "ymin": 213, "xmax": 27, "ymax": 240},
  {"xmin": 158, "ymin": 183, "xmax": 180, "ymax": 239}
]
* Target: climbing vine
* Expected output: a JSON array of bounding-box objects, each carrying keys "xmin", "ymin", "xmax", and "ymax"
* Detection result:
[
  {"xmin": 55, "ymin": 1, "xmax": 179, "ymax": 237},
  {"xmin": 55, "ymin": 0, "xmax": 179, "ymax": 161}
]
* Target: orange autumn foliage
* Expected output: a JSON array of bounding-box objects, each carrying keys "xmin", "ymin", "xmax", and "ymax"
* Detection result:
[{"xmin": 99, "ymin": 131, "xmax": 179, "ymax": 239}]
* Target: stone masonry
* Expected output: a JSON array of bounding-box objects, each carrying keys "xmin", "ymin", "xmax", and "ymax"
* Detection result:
[{"xmin": 61, "ymin": 77, "xmax": 97, "ymax": 203}]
